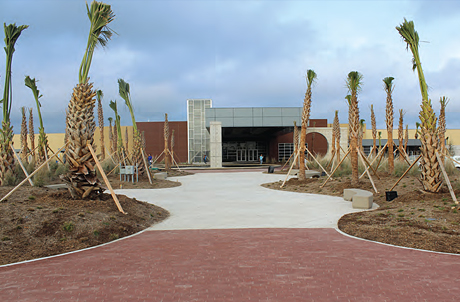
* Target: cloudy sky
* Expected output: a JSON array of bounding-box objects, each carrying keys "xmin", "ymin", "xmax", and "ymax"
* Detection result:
[{"xmin": 1, "ymin": 0, "xmax": 460, "ymax": 134}]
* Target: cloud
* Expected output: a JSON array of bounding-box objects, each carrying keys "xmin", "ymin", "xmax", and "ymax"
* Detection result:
[{"xmin": 1, "ymin": 0, "xmax": 460, "ymax": 137}]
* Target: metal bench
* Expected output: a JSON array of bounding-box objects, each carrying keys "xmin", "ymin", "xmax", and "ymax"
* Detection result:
[{"xmin": 119, "ymin": 164, "xmax": 138, "ymax": 183}]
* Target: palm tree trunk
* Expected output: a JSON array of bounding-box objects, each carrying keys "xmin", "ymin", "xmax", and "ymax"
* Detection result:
[
  {"xmin": 0, "ymin": 121, "xmax": 14, "ymax": 184},
  {"xmin": 62, "ymin": 81, "xmax": 101, "ymax": 199},
  {"xmin": 20, "ymin": 107, "xmax": 29, "ymax": 164},
  {"xmin": 299, "ymin": 88, "xmax": 312, "ymax": 181},
  {"xmin": 164, "ymin": 113, "xmax": 171, "ymax": 171},
  {"xmin": 386, "ymin": 93, "xmax": 394, "ymax": 174},
  {"xmin": 97, "ymin": 98, "xmax": 105, "ymax": 161},
  {"xmin": 29, "ymin": 108, "xmax": 35, "ymax": 165},
  {"xmin": 371, "ymin": 105, "xmax": 377, "ymax": 157},
  {"xmin": 293, "ymin": 121, "xmax": 299, "ymax": 169},
  {"xmin": 350, "ymin": 91, "xmax": 360, "ymax": 185},
  {"xmin": 398, "ymin": 109, "xmax": 404, "ymax": 161},
  {"xmin": 334, "ymin": 111, "xmax": 341, "ymax": 163}
]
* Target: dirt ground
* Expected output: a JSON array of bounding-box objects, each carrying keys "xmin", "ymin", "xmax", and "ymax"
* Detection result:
[
  {"xmin": 262, "ymin": 170, "xmax": 460, "ymax": 254},
  {"xmin": 0, "ymin": 170, "xmax": 193, "ymax": 265}
]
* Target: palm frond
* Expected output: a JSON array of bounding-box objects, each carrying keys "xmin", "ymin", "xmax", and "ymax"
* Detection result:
[
  {"xmin": 396, "ymin": 18, "xmax": 428, "ymax": 102},
  {"xmin": 79, "ymin": 1, "xmax": 115, "ymax": 83},
  {"xmin": 24, "ymin": 75, "xmax": 45, "ymax": 131},
  {"xmin": 2, "ymin": 23, "xmax": 28, "ymax": 122},
  {"xmin": 306, "ymin": 69, "xmax": 317, "ymax": 88},
  {"xmin": 118, "ymin": 78, "xmax": 138, "ymax": 133},
  {"xmin": 382, "ymin": 76, "xmax": 394, "ymax": 93},
  {"xmin": 346, "ymin": 71, "xmax": 363, "ymax": 93},
  {"xmin": 96, "ymin": 89, "xmax": 103, "ymax": 102}
]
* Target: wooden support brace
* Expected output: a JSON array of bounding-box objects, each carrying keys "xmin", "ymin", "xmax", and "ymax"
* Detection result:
[
  {"xmin": 435, "ymin": 151, "xmax": 458, "ymax": 206},
  {"xmin": 357, "ymin": 147, "xmax": 378, "ymax": 193},
  {"xmin": 361, "ymin": 142, "xmax": 388, "ymax": 179},
  {"xmin": 1, "ymin": 143, "xmax": 68, "ymax": 203},
  {"xmin": 141, "ymin": 148, "xmax": 153, "ymax": 184},
  {"xmin": 280, "ymin": 148, "xmax": 301, "ymax": 188},
  {"xmin": 389, "ymin": 154, "xmax": 421, "ymax": 192},
  {"xmin": 152, "ymin": 151, "xmax": 164, "ymax": 165},
  {"xmin": 280, "ymin": 152, "xmax": 295, "ymax": 171},
  {"xmin": 47, "ymin": 146, "xmax": 65, "ymax": 165},
  {"xmin": 87, "ymin": 144, "xmax": 127, "ymax": 214},
  {"xmin": 358, "ymin": 148, "xmax": 380, "ymax": 180},
  {"xmin": 306, "ymin": 148, "xmax": 330, "ymax": 178},
  {"xmin": 10, "ymin": 143, "xmax": 34, "ymax": 186},
  {"xmin": 167, "ymin": 149, "xmax": 182, "ymax": 172},
  {"xmin": 43, "ymin": 145, "xmax": 51, "ymax": 172},
  {"xmin": 320, "ymin": 148, "xmax": 351, "ymax": 188}
]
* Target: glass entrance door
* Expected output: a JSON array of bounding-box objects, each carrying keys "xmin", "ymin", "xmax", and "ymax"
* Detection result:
[
  {"xmin": 237, "ymin": 149, "xmax": 247, "ymax": 161},
  {"xmin": 248, "ymin": 149, "xmax": 258, "ymax": 161}
]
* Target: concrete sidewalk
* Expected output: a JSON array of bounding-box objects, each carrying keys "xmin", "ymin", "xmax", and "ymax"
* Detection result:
[{"xmin": 116, "ymin": 171, "xmax": 377, "ymax": 230}]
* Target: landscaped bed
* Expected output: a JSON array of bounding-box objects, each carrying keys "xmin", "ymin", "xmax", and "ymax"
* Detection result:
[
  {"xmin": 0, "ymin": 172, "xmax": 192, "ymax": 266},
  {"xmin": 262, "ymin": 172, "xmax": 460, "ymax": 254}
]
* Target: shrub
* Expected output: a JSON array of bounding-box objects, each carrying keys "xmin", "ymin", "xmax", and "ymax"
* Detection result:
[
  {"xmin": 101, "ymin": 158, "xmax": 116, "ymax": 174},
  {"xmin": 54, "ymin": 163, "xmax": 68, "ymax": 178},
  {"xmin": 33, "ymin": 168, "xmax": 49, "ymax": 187},
  {"xmin": 3, "ymin": 170, "xmax": 19, "ymax": 186}
]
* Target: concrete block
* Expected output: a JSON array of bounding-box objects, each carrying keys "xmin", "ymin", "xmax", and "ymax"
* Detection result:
[
  {"xmin": 290, "ymin": 169, "xmax": 299, "ymax": 175},
  {"xmin": 352, "ymin": 194, "xmax": 373, "ymax": 209},
  {"xmin": 155, "ymin": 172, "xmax": 167, "ymax": 180},
  {"xmin": 343, "ymin": 188, "xmax": 357, "ymax": 201},
  {"xmin": 343, "ymin": 188, "xmax": 374, "ymax": 209},
  {"xmin": 304, "ymin": 171, "xmax": 321, "ymax": 178}
]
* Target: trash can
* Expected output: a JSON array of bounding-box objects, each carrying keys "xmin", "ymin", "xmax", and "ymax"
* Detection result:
[{"xmin": 268, "ymin": 166, "xmax": 275, "ymax": 173}]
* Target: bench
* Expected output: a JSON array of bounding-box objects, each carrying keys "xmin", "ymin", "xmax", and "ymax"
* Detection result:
[
  {"xmin": 343, "ymin": 188, "xmax": 373, "ymax": 209},
  {"xmin": 119, "ymin": 165, "xmax": 138, "ymax": 183}
]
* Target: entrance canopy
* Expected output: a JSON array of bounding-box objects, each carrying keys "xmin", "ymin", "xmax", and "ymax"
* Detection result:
[{"xmin": 206, "ymin": 107, "xmax": 327, "ymax": 128}]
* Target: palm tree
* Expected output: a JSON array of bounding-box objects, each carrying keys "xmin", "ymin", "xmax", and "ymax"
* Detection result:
[
  {"xmin": 345, "ymin": 95, "xmax": 352, "ymax": 146},
  {"xmin": 333, "ymin": 110, "xmax": 341, "ymax": 163},
  {"xmin": 96, "ymin": 90, "xmax": 105, "ymax": 161},
  {"xmin": 346, "ymin": 71, "xmax": 363, "ymax": 185},
  {"xmin": 28, "ymin": 108, "xmax": 35, "ymax": 164},
  {"xmin": 109, "ymin": 100, "xmax": 124, "ymax": 161},
  {"xmin": 170, "ymin": 129, "xmax": 175, "ymax": 165},
  {"xmin": 331, "ymin": 117, "xmax": 336, "ymax": 165},
  {"xmin": 293, "ymin": 121, "xmax": 299, "ymax": 168},
  {"xmin": 396, "ymin": 18, "xmax": 442, "ymax": 192},
  {"xmin": 25, "ymin": 76, "xmax": 49, "ymax": 166},
  {"xmin": 404, "ymin": 124, "xmax": 409, "ymax": 154},
  {"xmin": 108, "ymin": 117, "xmax": 113, "ymax": 156},
  {"xmin": 358, "ymin": 119, "xmax": 365, "ymax": 153},
  {"xmin": 370, "ymin": 105, "xmax": 377, "ymax": 157},
  {"xmin": 118, "ymin": 78, "xmax": 143, "ymax": 173},
  {"xmin": 398, "ymin": 109, "xmax": 405, "ymax": 161},
  {"xmin": 164, "ymin": 113, "xmax": 171, "ymax": 171},
  {"xmin": 125, "ymin": 127, "xmax": 129, "ymax": 155},
  {"xmin": 0, "ymin": 23, "xmax": 28, "ymax": 185},
  {"xmin": 63, "ymin": 1, "xmax": 115, "ymax": 198},
  {"xmin": 298, "ymin": 69, "xmax": 317, "ymax": 181},
  {"xmin": 383, "ymin": 76, "xmax": 395, "ymax": 174},
  {"xmin": 20, "ymin": 107, "xmax": 29, "ymax": 164},
  {"xmin": 438, "ymin": 96, "xmax": 448, "ymax": 159}
]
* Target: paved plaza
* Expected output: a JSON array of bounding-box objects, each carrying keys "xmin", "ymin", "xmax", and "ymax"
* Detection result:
[{"xmin": 1, "ymin": 170, "xmax": 459, "ymax": 301}]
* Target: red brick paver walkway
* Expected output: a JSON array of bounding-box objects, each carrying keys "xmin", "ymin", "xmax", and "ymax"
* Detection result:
[{"xmin": 1, "ymin": 228, "xmax": 459, "ymax": 301}]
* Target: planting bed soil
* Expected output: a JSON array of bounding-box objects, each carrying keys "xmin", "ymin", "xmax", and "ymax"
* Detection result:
[
  {"xmin": 0, "ymin": 172, "xmax": 190, "ymax": 265},
  {"xmin": 263, "ymin": 172, "xmax": 460, "ymax": 254}
]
